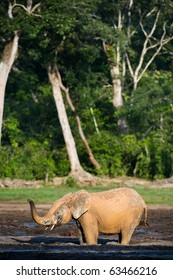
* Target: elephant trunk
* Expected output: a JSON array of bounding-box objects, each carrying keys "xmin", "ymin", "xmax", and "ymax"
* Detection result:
[{"xmin": 28, "ymin": 199, "xmax": 51, "ymax": 226}]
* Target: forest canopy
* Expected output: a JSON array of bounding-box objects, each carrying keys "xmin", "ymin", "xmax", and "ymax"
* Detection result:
[{"xmin": 0, "ymin": 0, "xmax": 173, "ymax": 182}]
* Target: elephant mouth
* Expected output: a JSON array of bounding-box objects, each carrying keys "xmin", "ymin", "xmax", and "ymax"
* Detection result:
[
  {"xmin": 44, "ymin": 216, "xmax": 63, "ymax": 231},
  {"xmin": 44, "ymin": 221, "xmax": 62, "ymax": 231},
  {"xmin": 45, "ymin": 224, "xmax": 56, "ymax": 231}
]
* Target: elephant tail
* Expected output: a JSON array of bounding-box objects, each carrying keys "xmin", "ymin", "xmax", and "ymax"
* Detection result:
[
  {"xmin": 139, "ymin": 205, "xmax": 149, "ymax": 227},
  {"xmin": 144, "ymin": 205, "xmax": 149, "ymax": 226}
]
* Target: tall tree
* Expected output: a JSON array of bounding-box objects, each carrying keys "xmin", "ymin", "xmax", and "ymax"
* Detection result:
[
  {"xmin": 0, "ymin": 0, "xmax": 41, "ymax": 145},
  {"xmin": 0, "ymin": 32, "xmax": 19, "ymax": 146},
  {"xmin": 48, "ymin": 65, "xmax": 84, "ymax": 175},
  {"xmin": 33, "ymin": 0, "xmax": 101, "ymax": 180},
  {"xmin": 55, "ymin": 67, "xmax": 100, "ymax": 169},
  {"xmin": 48, "ymin": 64, "xmax": 99, "ymax": 182},
  {"xmin": 98, "ymin": 0, "xmax": 173, "ymax": 129}
]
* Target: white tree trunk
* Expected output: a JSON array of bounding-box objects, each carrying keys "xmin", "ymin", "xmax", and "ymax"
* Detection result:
[
  {"xmin": 111, "ymin": 65, "xmax": 123, "ymax": 108},
  {"xmin": 103, "ymin": 41, "xmax": 127, "ymax": 132},
  {"xmin": 0, "ymin": 1, "xmax": 41, "ymax": 145},
  {"xmin": 103, "ymin": 42, "xmax": 123, "ymax": 109},
  {"xmin": 0, "ymin": 32, "xmax": 19, "ymax": 145},
  {"xmin": 54, "ymin": 67, "xmax": 100, "ymax": 169},
  {"xmin": 48, "ymin": 65, "xmax": 85, "ymax": 174}
]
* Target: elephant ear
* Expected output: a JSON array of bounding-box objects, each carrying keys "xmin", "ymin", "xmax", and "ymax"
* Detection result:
[{"xmin": 69, "ymin": 190, "xmax": 91, "ymax": 219}]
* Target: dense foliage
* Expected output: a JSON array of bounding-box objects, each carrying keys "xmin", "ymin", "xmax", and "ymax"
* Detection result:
[{"xmin": 0, "ymin": 0, "xmax": 173, "ymax": 180}]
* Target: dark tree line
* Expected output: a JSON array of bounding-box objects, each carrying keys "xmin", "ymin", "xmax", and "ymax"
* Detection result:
[{"xmin": 0, "ymin": 0, "xmax": 173, "ymax": 181}]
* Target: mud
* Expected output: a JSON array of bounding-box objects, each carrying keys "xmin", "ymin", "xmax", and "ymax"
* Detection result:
[{"xmin": 0, "ymin": 204, "xmax": 173, "ymax": 260}]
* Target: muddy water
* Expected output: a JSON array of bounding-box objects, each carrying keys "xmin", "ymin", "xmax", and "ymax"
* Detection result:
[{"xmin": 0, "ymin": 204, "xmax": 173, "ymax": 259}]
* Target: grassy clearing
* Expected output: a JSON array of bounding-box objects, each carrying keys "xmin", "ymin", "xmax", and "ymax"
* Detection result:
[
  {"xmin": 0, "ymin": 185, "xmax": 111, "ymax": 204},
  {"xmin": 136, "ymin": 187, "xmax": 173, "ymax": 205},
  {"xmin": 0, "ymin": 185, "xmax": 173, "ymax": 205}
]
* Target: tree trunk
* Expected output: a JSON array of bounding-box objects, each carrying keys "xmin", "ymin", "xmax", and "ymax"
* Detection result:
[
  {"xmin": 103, "ymin": 42, "xmax": 127, "ymax": 132},
  {"xmin": 110, "ymin": 64, "xmax": 123, "ymax": 108},
  {"xmin": 103, "ymin": 42, "xmax": 123, "ymax": 109},
  {"xmin": 0, "ymin": 0, "xmax": 41, "ymax": 145},
  {"xmin": 48, "ymin": 64, "xmax": 87, "ymax": 175},
  {"xmin": 55, "ymin": 69, "xmax": 100, "ymax": 169},
  {"xmin": 0, "ymin": 32, "xmax": 19, "ymax": 145},
  {"xmin": 65, "ymin": 91, "xmax": 100, "ymax": 169}
]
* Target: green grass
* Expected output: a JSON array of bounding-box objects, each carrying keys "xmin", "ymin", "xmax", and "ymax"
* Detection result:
[
  {"xmin": 0, "ymin": 185, "xmax": 112, "ymax": 204},
  {"xmin": 136, "ymin": 187, "xmax": 173, "ymax": 205},
  {"xmin": 0, "ymin": 185, "xmax": 173, "ymax": 205}
]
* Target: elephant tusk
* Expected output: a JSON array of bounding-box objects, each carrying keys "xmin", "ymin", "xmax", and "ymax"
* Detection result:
[
  {"xmin": 45, "ymin": 226, "xmax": 49, "ymax": 230},
  {"xmin": 50, "ymin": 225, "xmax": 55, "ymax": 230}
]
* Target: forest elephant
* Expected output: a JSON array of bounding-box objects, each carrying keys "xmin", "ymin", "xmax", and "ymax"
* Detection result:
[{"xmin": 28, "ymin": 187, "xmax": 148, "ymax": 245}]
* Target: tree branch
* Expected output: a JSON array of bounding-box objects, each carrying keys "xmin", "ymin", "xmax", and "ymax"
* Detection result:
[
  {"xmin": 125, "ymin": 53, "xmax": 134, "ymax": 77},
  {"xmin": 137, "ymin": 23, "xmax": 173, "ymax": 83},
  {"xmin": 27, "ymin": 0, "xmax": 32, "ymax": 11},
  {"xmin": 146, "ymin": 7, "xmax": 157, "ymax": 17},
  {"xmin": 10, "ymin": 3, "xmax": 28, "ymax": 13},
  {"xmin": 8, "ymin": 3, "xmax": 13, "ymax": 18},
  {"xmin": 134, "ymin": 10, "xmax": 160, "ymax": 83},
  {"xmin": 31, "ymin": 3, "xmax": 41, "ymax": 13},
  {"xmin": 127, "ymin": 0, "xmax": 134, "ymax": 38},
  {"xmin": 8, "ymin": 0, "xmax": 41, "ymax": 18}
]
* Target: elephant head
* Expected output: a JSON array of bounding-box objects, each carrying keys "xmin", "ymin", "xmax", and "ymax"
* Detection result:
[{"xmin": 28, "ymin": 190, "xmax": 91, "ymax": 230}]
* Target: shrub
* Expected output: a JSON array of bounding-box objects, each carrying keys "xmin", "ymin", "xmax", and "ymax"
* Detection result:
[
  {"xmin": 87, "ymin": 131, "xmax": 127, "ymax": 177},
  {"xmin": 0, "ymin": 141, "xmax": 57, "ymax": 180}
]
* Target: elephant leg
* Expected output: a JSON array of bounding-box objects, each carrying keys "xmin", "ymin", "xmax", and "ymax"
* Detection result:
[
  {"xmin": 78, "ymin": 228, "xmax": 86, "ymax": 245},
  {"xmin": 78, "ymin": 213, "xmax": 98, "ymax": 245},
  {"xmin": 76, "ymin": 221, "xmax": 86, "ymax": 244},
  {"xmin": 120, "ymin": 228, "xmax": 134, "ymax": 245},
  {"xmin": 83, "ymin": 226, "xmax": 98, "ymax": 245}
]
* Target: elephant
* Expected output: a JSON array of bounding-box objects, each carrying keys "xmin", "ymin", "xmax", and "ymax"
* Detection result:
[{"xmin": 28, "ymin": 187, "xmax": 148, "ymax": 245}]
